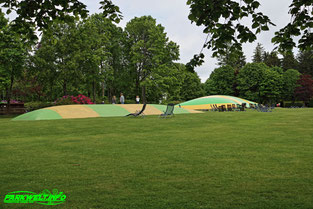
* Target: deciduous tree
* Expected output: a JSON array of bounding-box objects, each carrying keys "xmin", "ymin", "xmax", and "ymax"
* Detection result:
[
  {"xmin": 125, "ymin": 16, "xmax": 179, "ymax": 103},
  {"xmin": 204, "ymin": 66, "xmax": 235, "ymax": 96},
  {"xmin": 237, "ymin": 63, "xmax": 267, "ymax": 103},
  {"xmin": 294, "ymin": 74, "xmax": 313, "ymax": 105},
  {"xmin": 259, "ymin": 67, "xmax": 283, "ymax": 104},
  {"xmin": 0, "ymin": 12, "xmax": 28, "ymax": 112},
  {"xmin": 186, "ymin": 0, "xmax": 312, "ymax": 70},
  {"xmin": 0, "ymin": 0, "xmax": 122, "ymax": 40},
  {"xmin": 36, "ymin": 21, "xmax": 81, "ymax": 97},
  {"xmin": 282, "ymin": 69, "xmax": 300, "ymax": 101},
  {"xmin": 180, "ymin": 70, "xmax": 205, "ymax": 101},
  {"xmin": 78, "ymin": 14, "xmax": 119, "ymax": 103}
]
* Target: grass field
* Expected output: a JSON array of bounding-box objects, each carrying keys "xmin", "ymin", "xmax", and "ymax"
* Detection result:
[{"xmin": 1, "ymin": 109, "xmax": 313, "ymax": 209}]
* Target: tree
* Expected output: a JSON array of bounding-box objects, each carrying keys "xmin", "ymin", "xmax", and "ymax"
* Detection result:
[
  {"xmin": 262, "ymin": 51, "xmax": 281, "ymax": 67},
  {"xmin": 294, "ymin": 74, "xmax": 313, "ymax": 105},
  {"xmin": 78, "ymin": 14, "xmax": 120, "ymax": 103},
  {"xmin": 125, "ymin": 16, "xmax": 179, "ymax": 103},
  {"xmin": 204, "ymin": 66, "xmax": 236, "ymax": 96},
  {"xmin": 28, "ymin": 14, "xmax": 182, "ymax": 104},
  {"xmin": 30, "ymin": 37, "xmax": 63, "ymax": 101},
  {"xmin": 297, "ymin": 50, "xmax": 313, "ymax": 77},
  {"xmin": 237, "ymin": 63, "xmax": 267, "ymax": 103},
  {"xmin": 147, "ymin": 63, "xmax": 185, "ymax": 102},
  {"xmin": 12, "ymin": 68, "xmax": 45, "ymax": 102},
  {"xmin": 282, "ymin": 69, "xmax": 300, "ymax": 101},
  {"xmin": 30, "ymin": 14, "xmax": 126, "ymax": 102},
  {"xmin": 186, "ymin": 0, "xmax": 312, "ymax": 69},
  {"xmin": 0, "ymin": 68, "xmax": 8, "ymax": 92},
  {"xmin": 259, "ymin": 67, "xmax": 283, "ymax": 104},
  {"xmin": 0, "ymin": 12, "xmax": 28, "ymax": 112},
  {"xmin": 217, "ymin": 43, "xmax": 246, "ymax": 70},
  {"xmin": 0, "ymin": 0, "xmax": 122, "ymax": 40},
  {"xmin": 252, "ymin": 43, "xmax": 264, "ymax": 63},
  {"xmin": 281, "ymin": 52, "xmax": 298, "ymax": 71},
  {"xmin": 102, "ymin": 22, "xmax": 128, "ymax": 102},
  {"xmin": 272, "ymin": 1, "xmax": 313, "ymax": 52},
  {"xmin": 238, "ymin": 63, "xmax": 284, "ymax": 104},
  {"xmin": 180, "ymin": 71, "xmax": 205, "ymax": 101},
  {"xmin": 0, "ymin": 12, "xmax": 8, "ymax": 92},
  {"xmin": 35, "ymin": 21, "xmax": 82, "ymax": 97}
]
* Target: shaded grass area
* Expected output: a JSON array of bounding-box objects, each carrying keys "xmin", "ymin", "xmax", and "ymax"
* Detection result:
[{"xmin": 1, "ymin": 109, "xmax": 313, "ymax": 209}]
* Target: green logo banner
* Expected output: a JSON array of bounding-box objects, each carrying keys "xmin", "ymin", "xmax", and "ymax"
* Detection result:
[{"xmin": 4, "ymin": 189, "xmax": 66, "ymax": 205}]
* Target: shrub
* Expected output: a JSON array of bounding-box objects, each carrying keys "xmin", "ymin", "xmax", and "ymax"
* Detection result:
[
  {"xmin": 294, "ymin": 102, "xmax": 305, "ymax": 107},
  {"xmin": 25, "ymin": 102, "xmax": 53, "ymax": 112},
  {"xmin": 308, "ymin": 99, "xmax": 313, "ymax": 107},
  {"xmin": 124, "ymin": 99, "xmax": 136, "ymax": 104},
  {"xmin": 55, "ymin": 97, "xmax": 75, "ymax": 105},
  {"xmin": 95, "ymin": 97, "xmax": 110, "ymax": 104},
  {"xmin": 55, "ymin": 95, "xmax": 93, "ymax": 105},
  {"xmin": 161, "ymin": 100, "xmax": 183, "ymax": 105},
  {"xmin": 283, "ymin": 101, "xmax": 304, "ymax": 108}
]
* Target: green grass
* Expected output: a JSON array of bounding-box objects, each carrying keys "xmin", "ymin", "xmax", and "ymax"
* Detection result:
[{"xmin": 1, "ymin": 109, "xmax": 313, "ymax": 209}]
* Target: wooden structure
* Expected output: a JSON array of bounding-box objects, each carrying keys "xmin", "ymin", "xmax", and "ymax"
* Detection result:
[{"xmin": 0, "ymin": 103, "xmax": 26, "ymax": 115}]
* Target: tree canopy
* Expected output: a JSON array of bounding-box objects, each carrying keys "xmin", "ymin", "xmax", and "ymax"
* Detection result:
[
  {"xmin": 1, "ymin": 0, "xmax": 312, "ymax": 71},
  {"xmin": 125, "ymin": 16, "xmax": 180, "ymax": 103},
  {"xmin": 0, "ymin": 11, "xmax": 28, "ymax": 110},
  {"xmin": 186, "ymin": 0, "xmax": 313, "ymax": 70},
  {"xmin": 216, "ymin": 43, "xmax": 246, "ymax": 70},
  {"xmin": 1, "ymin": 1, "xmax": 312, "ymax": 106},
  {"xmin": 282, "ymin": 69, "xmax": 300, "ymax": 101},
  {"xmin": 237, "ymin": 63, "xmax": 283, "ymax": 104},
  {"xmin": 294, "ymin": 74, "xmax": 313, "ymax": 104},
  {"xmin": 204, "ymin": 66, "xmax": 236, "ymax": 96},
  {"xmin": 0, "ymin": 0, "xmax": 122, "ymax": 40},
  {"xmin": 9, "ymin": 14, "xmax": 191, "ymax": 105},
  {"xmin": 297, "ymin": 50, "xmax": 313, "ymax": 77}
]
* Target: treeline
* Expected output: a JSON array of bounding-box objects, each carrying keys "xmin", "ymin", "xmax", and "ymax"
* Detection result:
[
  {"xmin": 205, "ymin": 43, "xmax": 313, "ymax": 105},
  {"xmin": 0, "ymin": 13, "xmax": 204, "ymax": 105},
  {"xmin": 1, "ymin": 10, "xmax": 313, "ymax": 107}
]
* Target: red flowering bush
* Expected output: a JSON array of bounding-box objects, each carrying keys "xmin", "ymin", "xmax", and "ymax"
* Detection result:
[
  {"xmin": 294, "ymin": 74, "xmax": 313, "ymax": 103},
  {"xmin": 55, "ymin": 94, "xmax": 93, "ymax": 105}
]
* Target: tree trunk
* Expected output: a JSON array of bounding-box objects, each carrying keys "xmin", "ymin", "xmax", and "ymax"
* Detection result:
[
  {"xmin": 141, "ymin": 85, "xmax": 146, "ymax": 104},
  {"xmin": 50, "ymin": 83, "xmax": 54, "ymax": 101},
  {"xmin": 5, "ymin": 87, "xmax": 10, "ymax": 114},
  {"xmin": 63, "ymin": 81, "xmax": 67, "ymax": 96},
  {"xmin": 102, "ymin": 82, "xmax": 105, "ymax": 98},
  {"xmin": 136, "ymin": 78, "xmax": 140, "ymax": 97},
  {"xmin": 110, "ymin": 86, "xmax": 114, "ymax": 103},
  {"xmin": 92, "ymin": 80, "xmax": 96, "ymax": 103},
  {"xmin": 107, "ymin": 87, "xmax": 111, "ymax": 103},
  {"xmin": 6, "ymin": 75, "xmax": 14, "ymax": 114}
]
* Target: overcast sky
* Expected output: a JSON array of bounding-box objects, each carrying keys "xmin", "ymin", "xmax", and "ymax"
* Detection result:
[{"xmin": 76, "ymin": 1, "xmax": 292, "ymax": 82}]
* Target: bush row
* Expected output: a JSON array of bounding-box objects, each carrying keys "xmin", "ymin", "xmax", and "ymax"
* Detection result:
[
  {"xmin": 283, "ymin": 101, "xmax": 305, "ymax": 108},
  {"xmin": 24, "ymin": 102, "xmax": 54, "ymax": 112}
]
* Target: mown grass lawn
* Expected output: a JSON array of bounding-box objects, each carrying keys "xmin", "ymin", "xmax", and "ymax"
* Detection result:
[{"xmin": 1, "ymin": 109, "xmax": 313, "ymax": 209}]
